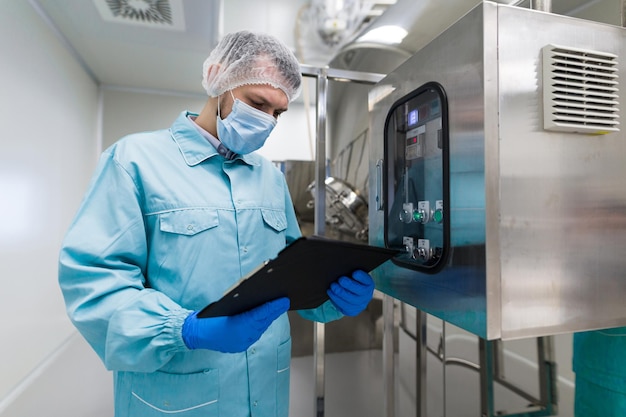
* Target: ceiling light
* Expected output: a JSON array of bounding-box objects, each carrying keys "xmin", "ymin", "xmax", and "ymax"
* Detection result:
[{"xmin": 356, "ymin": 25, "xmax": 408, "ymax": 44}]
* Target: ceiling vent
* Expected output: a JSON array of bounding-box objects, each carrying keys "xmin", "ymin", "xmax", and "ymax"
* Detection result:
[
  {"xmin": 93, "ymin": 0, "xmax": 186, "ymax": 30},
  {"xmin": 542, "ymin": 44, "xmax": 620, "ymax": 135}
]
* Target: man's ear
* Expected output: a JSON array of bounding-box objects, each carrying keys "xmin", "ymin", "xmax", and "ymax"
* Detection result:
[{"xmin": 205, "ymin": 64, "xmax": 221, "ymax": 89}]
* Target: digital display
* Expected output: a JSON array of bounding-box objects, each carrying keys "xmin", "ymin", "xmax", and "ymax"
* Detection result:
[
  {"xmin": 408, "ymin": 109, "xmax": 418, "ymax": 127},
  {"xmin": 408, "ymin": 99, "xmax": 441, "ymax": 128},
  {"xmin": 384, "ymin": 83, "xmax": 448, "ymax": 273}
]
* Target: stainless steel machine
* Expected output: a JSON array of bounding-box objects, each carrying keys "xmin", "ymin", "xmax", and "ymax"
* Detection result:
[
  {"xmin": 368, "ymin": 1, "xmax": 626, "ymax": 341},
  {"xmin": 300, "ymin": 2, "xmax": 626, "ymax": 416}
]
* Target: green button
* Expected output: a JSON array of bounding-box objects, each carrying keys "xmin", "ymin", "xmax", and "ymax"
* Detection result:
[
  {"xmin": 433, "ymin": 209, "xmax": 443, "ymax": 223},
  {"xmin": 412, "ymin": 211, "xmax": 424, "ymax": 222}
]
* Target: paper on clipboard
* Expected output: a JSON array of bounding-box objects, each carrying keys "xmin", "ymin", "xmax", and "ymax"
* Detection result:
[{"xmin": 197, "ymin": 235, "xmax": 398, "ymax": 318}]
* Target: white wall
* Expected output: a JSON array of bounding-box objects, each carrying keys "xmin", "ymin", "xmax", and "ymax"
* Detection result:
[
  {"xmin": 0, "ymin": 3, "xmax": 314, "ymax": 410},
  {"xmin": 101, "ymin": 86, "xmax": 316, "ymax": 161},
  {"xmin": 0, "ymin": 1, "xmax": 102, "ymax": 414}
]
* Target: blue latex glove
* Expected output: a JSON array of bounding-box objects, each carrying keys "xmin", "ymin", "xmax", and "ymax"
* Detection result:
[
  {"xmin": 327, "ymin": 270, "xmax": 375, "ymax": 316},
  {"xmin": 182, "ymin": 297, "xmax": 290, "ymax": 353}
]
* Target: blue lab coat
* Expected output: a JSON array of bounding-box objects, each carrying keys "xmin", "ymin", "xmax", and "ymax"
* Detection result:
[{"xmin": 59, "ymin": 111, "xmax": 342, "ymax": 416}]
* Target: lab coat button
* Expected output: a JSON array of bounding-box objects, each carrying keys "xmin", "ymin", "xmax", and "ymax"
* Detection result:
[
  {"xmin": 187, "ymin": 224, "xmax": 194, "ymax": 231},
  {"xmin": 253, "ymin": 401, "xmax": 258, "ymax": 407}
]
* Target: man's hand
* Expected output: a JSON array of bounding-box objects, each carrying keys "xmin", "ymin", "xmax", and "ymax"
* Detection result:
[
  {"xmin": 327, "ymin": 270, "xmax": 375, "ymax": 316},
  {"xmin": 182, "ymin": 297, "xmax": 290, "ymax": 352}
]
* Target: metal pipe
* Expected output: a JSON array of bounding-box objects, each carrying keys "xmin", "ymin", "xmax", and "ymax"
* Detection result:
[
  {"xmin": 479, "ymin": 339, "xmax": 495, "ymax": 417},
  {"xmin": 530, "ymin": 0, "xmax": 552, "ymax": 12},
  {"xmin": 314, "ymin": 321, "xmax": 325, "ymax": 417},
  {"xmin": 416, "ymin": 309, "xmax": 427, "ymax": 417},
  {"xmin": 537, "ymin": 336, "xmax": 558, "ymax": 414},
  {"xmin": 441, "ymin": 320, "xmax": 447, "ymax": 417},
  {"xmin": 313, "ymin": 67, "xmax": 328, "ymax": 417},
  {"xmin": 300, "ymin": 64, "xmax": 385, "ymax": 84},
  {"xmin": 399, "ymin": 318, "xmax": 480, "ymax": 372},
  {"xmin": 299, "ymin": 65, "xmax": 329, "ymax": 417},
  {"xmin": 300, "ymin": 64, "xmax": 384, "ymax": 417},
  {"xmin": 493, "ymin": 339, "xmax": 505, "ymax": 381},
  {"xmin": 382, "ymin": 295, "xmax": 395, "ymax": 417}
]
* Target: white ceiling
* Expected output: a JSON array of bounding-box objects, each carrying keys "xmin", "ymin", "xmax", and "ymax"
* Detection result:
[
  {"xmin": 31, "ymin": 0, "xmax": 611, "ymax": 99},
  {"xmin": 32, "ymin": 0, "xmax": 311, "ymax": 97}
]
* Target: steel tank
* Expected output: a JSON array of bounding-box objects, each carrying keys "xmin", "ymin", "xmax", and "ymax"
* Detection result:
[{"xmin": 368, "ymin": 1, "xmax": 626, "ymax": 340}]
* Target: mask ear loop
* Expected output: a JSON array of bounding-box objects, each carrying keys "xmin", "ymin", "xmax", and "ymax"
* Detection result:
[
  {"xmin": 217, "ymin": 90, "xmax": 237, "ymax": 120},
  {"xmin": 215, "ymin": 90, "xmax": 239, "ymax": 159}
]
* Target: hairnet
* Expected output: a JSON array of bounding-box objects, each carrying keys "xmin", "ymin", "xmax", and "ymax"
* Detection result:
[{"xmin": 202, "ymin": 31, "xmax": 302, "ymax": 102}]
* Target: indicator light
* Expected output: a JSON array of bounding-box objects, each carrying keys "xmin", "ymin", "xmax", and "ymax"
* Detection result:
[{"xmin": 433, "ymin": 209, "xmax": 444, "ymax": 223}]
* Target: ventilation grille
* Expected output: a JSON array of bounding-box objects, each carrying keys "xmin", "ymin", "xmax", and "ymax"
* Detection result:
[
  {"xmin": 94, "ymin": 0, "xmax": 185, "ymax": 30},
  {"xmin": 107, "ymin": 0, "xmax": 172, "ymax": 24},
  {"xmin": 543, "ymin": 44, "xmax": 620, "ymax": 134}
]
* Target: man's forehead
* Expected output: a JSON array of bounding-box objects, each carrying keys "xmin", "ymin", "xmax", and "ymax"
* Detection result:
[{"xmin": 240, "ymin": 84, "xmax": 289, "ymax": 108}]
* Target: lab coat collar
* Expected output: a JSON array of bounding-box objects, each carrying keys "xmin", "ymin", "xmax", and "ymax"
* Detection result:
[{"xmin": 169, "ymin": 111, "xmax": 261, "ymax": 167}]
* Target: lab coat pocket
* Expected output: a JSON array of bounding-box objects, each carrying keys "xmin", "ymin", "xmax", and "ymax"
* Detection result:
[
  {"xmin": 261, "ymin": 209, "xmax": 287, "ymax": 233},
  {"xmin": 260, "ymin": 209, "xmax": 288, "ymax": 256},
  {"xmin": 117, "ymin": 369, "xmax": 219, "ymax": 417},
  {"xmin": 159, "ymin": 209, "xmax": 219, "ymax": 236},
  {"xmin": 153, "ymin": 209, "xmax": 221, "ymax": 281},
  {"xmin": 276, "ymin": 338, "xmax": 292, "ymax": 417}
]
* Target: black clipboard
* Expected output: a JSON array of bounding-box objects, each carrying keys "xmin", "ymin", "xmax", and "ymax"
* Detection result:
[{"xmin": 197, "ymin": 236, "xmax": 398, "ymax": 318}]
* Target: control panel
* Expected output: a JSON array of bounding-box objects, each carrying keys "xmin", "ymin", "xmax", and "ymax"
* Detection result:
[{"xmin": 383, "ymin": 83, "xmax": 449, "ymax": 272}]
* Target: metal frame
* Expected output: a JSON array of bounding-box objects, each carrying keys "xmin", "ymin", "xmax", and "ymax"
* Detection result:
[
  {"xmin": 300, "ymin": 64, "xmax": 385, "ymax": 417},
  {"xmin": 480, "ymin": 337, "xmax": 557, "ymax": 417},
  {"xmin": 395, "ymin": 304, "xmax": 557, "ymax": 417}
]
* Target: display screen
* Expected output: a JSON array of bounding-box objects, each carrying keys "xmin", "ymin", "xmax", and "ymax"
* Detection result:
[
  {"xmin": 408, "ymin": 100, "xmax": 441, "ymax": 130},
  {"xmin": 408, "ymin": 109, "xmax": 418, "ymax": 127},
  {"xmin": 384, "ymin": 83, "xmax": 449, "ymax": 273}
]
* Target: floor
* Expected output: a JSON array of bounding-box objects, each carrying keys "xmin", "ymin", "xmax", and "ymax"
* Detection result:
[
  {"xmin": 1, "ymin": 318, "xmax": 575, "ymax": 417},
  {"xmin": 0, "ymin": 332, "xmax": 385, "ymax": 417},
  {"xmin": 290, "ymin": 350, "xmax": 385, "ymax": 417}
]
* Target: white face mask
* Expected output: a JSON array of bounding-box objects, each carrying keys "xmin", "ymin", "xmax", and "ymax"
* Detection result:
[{"xmin": 216, "ymin": 92, "xmax": 277, "ymax": 155}]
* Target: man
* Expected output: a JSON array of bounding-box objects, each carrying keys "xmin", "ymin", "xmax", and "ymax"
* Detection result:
[{"xmin": 59, "ymin": 31, "xmax": 374, "ymax": 417}]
